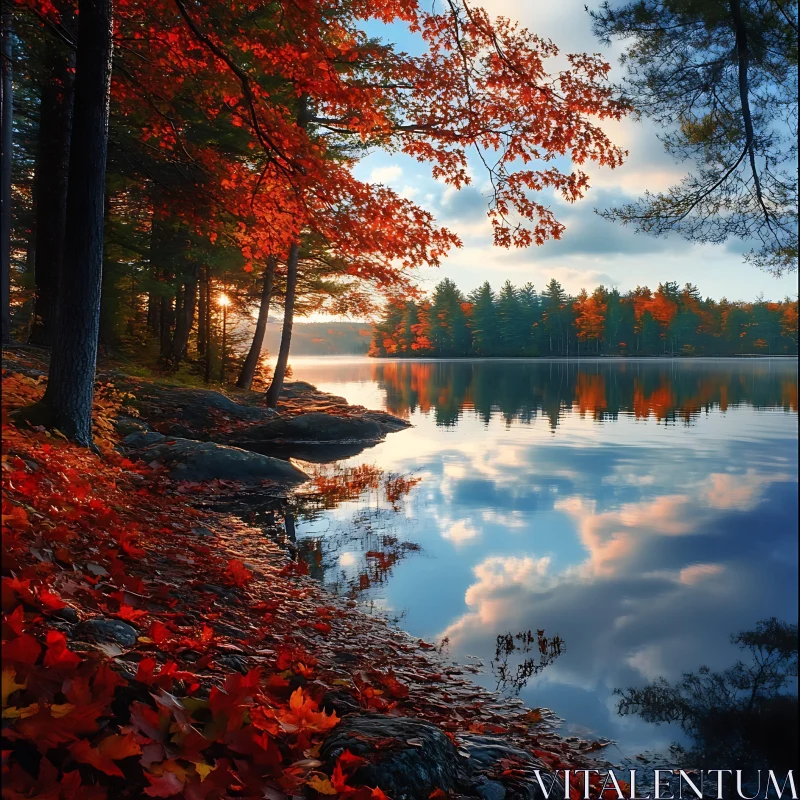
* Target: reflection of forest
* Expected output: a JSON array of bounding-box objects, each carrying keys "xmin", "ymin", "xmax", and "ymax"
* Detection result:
[
  {"xmin": 373, "ymin": 360, "xmax": 798, "ymax": 427},
  {"xmin": 292, "ymin": 464, "xmax": 422, "ymax": 603}
]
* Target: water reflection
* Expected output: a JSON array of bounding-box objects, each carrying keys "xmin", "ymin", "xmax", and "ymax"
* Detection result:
[
  {"xmin": 287, "ymin": 357, "xmax": 798, "ymax": 758},
  {"xmin": 291, "ymin": 464, "xmax": 421, "ymax": 606},
  {"xmin": 372, "ymin": 359, "xmax": 798, "ymax": 426}
]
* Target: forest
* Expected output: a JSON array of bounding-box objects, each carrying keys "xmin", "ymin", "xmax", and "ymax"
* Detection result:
[
  {"xmin": 369, "ymin": 278, "xmax": 799, "ymax": 358},
  {"xmin": 2, "ymin": 0, "xmax": 632, "ymax": 445}
]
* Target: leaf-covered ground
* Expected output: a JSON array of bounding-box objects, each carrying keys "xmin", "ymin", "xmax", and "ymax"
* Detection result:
[{"xmin": 2, "ymin": 358, "xmax": 609, "ymax": 799}]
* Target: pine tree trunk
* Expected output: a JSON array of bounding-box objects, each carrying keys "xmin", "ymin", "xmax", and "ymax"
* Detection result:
[
  {"xmin": 147, "ymin": 290, "xmax": 159, "ymax": 334},
  {"xmin": 265, "ymin": 243, "xmax": 300, "ymax": 408},
  {"xmin": 98, "ymin": 192, "xmax": 114, "ymax": 351},
  {"xmin": 203, "ymin": 274, "xmax": 212, "ymax": 383},
  {"xmin": 1, "ymin": 8, "xmax": 13, "ymax": 342},
  {"xmin": 29, "ymin": 43, "xmax": 75, "ymax": 346},
  {"xmin": 159, "ymin": 280, "xmax": 175, "ymax": 357},
  {"xmin": 167, "ymin": 267, "xmax": 197, "ymax": 368},
  {"xmin": 35, "ymin": 0, "xmax": 114, "ymax": 446},
  {"xmin": 197, "ymin": 266, "xmax": 206, "ymax": 355},
  {"xmin": 237, "ymin": 257, "xmax": 276, "ymax": 390}
]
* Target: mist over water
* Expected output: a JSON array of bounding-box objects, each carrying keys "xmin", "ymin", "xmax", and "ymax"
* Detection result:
[{"xmin": 285, "ymin": 357, "xmax": 798, "ymax": 758}]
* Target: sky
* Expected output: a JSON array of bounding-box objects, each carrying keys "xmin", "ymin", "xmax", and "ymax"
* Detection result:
[{"xmin": 320, "ymin": 0, "xmax": 798, "ymax": 319}]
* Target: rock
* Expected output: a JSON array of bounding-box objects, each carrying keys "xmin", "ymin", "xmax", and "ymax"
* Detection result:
[
  {"xmin": 230, "ymin": 412, "xmax": 383, "ymax": 444},
  {"xmin": 52, "ymin": 606, "xmax": 80, "ymax": 624},
  {"xmin": 320, "ymin": 690, "xmax": 361, "ymax": 718},
  {"xmin": 114, "ymin": 415, "xmax": 150, "ymax": 437},
  {"xmin": 74, "ymin": 617, "xmax": 139, "ymax": 648},
  {"xmin": 242, "ymin": 440, "xmax": 384, "ymax": 463},
  {"xmin": 121, "ymin": 433, "xmax": 308, "ymax": 485},
  {"xmin": 166, "ymin": 423, "xmax": 195, "ymax": 438},
  {"xmin": 321, "ymin": 715, "xmax": 467, "ymax": 799},
  {"xmin": 279, "ymin": 381, "xmax": 318, "ymax": 398},
  {"xmin": 475, "ymin": 778, "xmax": 507, "ymax": 800},
  {"xmin": 121, "ymin": 383, "xmax": 278, "ymax": 440},
  {"xmin": 458, "ymin": 735, "xmax": 561, "ymax": 800},
  {"xmin": 123, "ymin": 431, "xmax": 167, "ymax": 449},
  {"xmin": 361, "ymin": 409, "xmax": 412, "ymax": 434}
]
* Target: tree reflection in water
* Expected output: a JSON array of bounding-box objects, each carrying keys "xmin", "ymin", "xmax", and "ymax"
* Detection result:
[
  {"xmin": 372, "ymin": 359, "xmax": 798, "ymax": 428},
  {"xmin": 615, "ymin": 618, "xmax": 799, "ymax": 774},
  {"xmin": 491, "ymin": 629, "xmax": 566, "ymax": 696},
  {"xmin": 290, "ymin": 463, "xmax": 422, "ymax": 609}
]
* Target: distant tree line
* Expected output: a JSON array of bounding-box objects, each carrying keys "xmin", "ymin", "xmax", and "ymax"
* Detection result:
[{"xmin": 370, "ymin": 278, "xmax": 799, "ymax": 358}]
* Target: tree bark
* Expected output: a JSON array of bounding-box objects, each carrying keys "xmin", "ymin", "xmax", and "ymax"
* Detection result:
[
  {"xmin": 264, "ymin": 94, "xmax": 308, "ymax": 407},
  {"xmin": 1, "ymin": 7, "xmax": 13, "ymax": 342},
  {"xmin": 147, "ymin": 290, "xmax": 159, "ymax": 333},
  {"xmin": 29, "ymin": 41, "xmax": 75, "ymax": 346},
  {"xmin": 196, "ymin": 265, "xmax": 206, "ymax": 355},
  {"xmin": 265, "ymin": 242, "xmax": 300, "ymax": 407},
  {"xmin": 237, "ymin": 257, "xmax": 276, "ymax": 390},
  {"xmin": 203, "ymin": 273, "xmax": 212, "ymax": 384},
  {"xmin": 167, "ymin": 266, "xmax": 197, "ymax": 367},
  {"xmin": 34, "ymin": 0, "xmax": 114, "ymax": 446},
  {"xmin": 98, "ymin": 190, "xmax": 114, "ymax": 350},
  {"xmin": 158, "ymin": 279, "xmax": 175, "ymax": 357}
]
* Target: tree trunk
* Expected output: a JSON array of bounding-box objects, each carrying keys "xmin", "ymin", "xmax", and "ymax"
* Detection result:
[
  {"xmin": 1, "ymin": 7, "xmax": 13, "ymax": 342},
  {"xmin": 159, "ymin": 279, "xmax": 175, "ymax": 357},
  {"xmin": 196, "ymin": 266, "xmax": 206, "ymax": 356},
  {"xmin": 167, "ymin": 266, "xmax": 197, "ymax": 367},
  {"xmin": 98, "ymin": 191, "xmax": 114, "ymax": 351},
  {"xmin": 237, "ymin": 257, "xmax": 276, "ymax": 390},
  {"xmin": 29, "ymin": 44, "xmax": 75, "ymax": 346},
  {"xmin": 35, "ymin": 0, "xmax": 114, "ymax": 446},
  {"xmin": 265, "ymin": 96, "xmax": 308, "ymax": 408},
  {"xmin": 265, "ymin": 242, "xmax": 300, "ymax": 408},
  {"xmin": 147, "ymin": 290, "xmax": 159, "ymax": 333},
  {"xmin": 203, "ymin": 273, "xmax": 212, "ymax": 383}
]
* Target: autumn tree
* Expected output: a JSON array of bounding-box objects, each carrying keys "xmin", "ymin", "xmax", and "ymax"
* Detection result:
[
  {"xmin": 574, "ymin": 285, "xmax": 607, "ymax": 352},
  {"xmin": 20, "ymin": 0, "xmax": 113, "ymax": 445}
]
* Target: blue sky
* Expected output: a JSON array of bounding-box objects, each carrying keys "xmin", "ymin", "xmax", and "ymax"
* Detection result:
[{"xmin": 330, "ymin": 1, "xmax": 798, "ymax": 318}]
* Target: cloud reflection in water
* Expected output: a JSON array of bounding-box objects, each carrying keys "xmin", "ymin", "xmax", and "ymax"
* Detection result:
[{"xmin": 290, "ymin": 358, "xmax": 798, "ymax": 755}]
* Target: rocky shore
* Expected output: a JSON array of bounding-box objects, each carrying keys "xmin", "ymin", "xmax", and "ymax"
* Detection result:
[{"xmin": 2, "ymin": 347, "xmax": 612, "ymax": 799}]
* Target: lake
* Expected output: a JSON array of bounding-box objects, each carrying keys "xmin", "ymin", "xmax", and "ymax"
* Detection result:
[{"xmin": 282, "ymin": 357, "xmax": 798, "ymax": 761}]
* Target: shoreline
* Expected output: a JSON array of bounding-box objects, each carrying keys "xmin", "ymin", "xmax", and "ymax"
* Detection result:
[{"xmin": 1, "ymin": 348, "xmax": 619, "ymax": 798}]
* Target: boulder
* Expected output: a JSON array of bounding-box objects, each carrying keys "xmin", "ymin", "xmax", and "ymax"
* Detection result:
[
  {"xmin": 320, "ymin": 718, "xmax": 564, "ymax": 800},
  {"xmin": 361, "ymin": 409, "xmax": 412, "ymax": 434},
  {"xmin": 121, "ymin": 432, "xmax": 308, "ymax": 484},
  {"xmin": 458, "ymin": 735, "xmax": 562, "ymax": 800},
  {"xmin": 230, "ymin": 412, "xmax": 384, "ymax": 444},
  {"xmin": 320, "ymin": 714, "xmax": 466, "ymax": 799},
  {"xmin": 121, "ymin": 383, "xmax": 277, "ymax": 440}
]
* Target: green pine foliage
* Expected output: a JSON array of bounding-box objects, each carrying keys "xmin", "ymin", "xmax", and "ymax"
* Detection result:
[{"xmin": 370, "ymin": 279, "xmax": 799, "ymax": 358}]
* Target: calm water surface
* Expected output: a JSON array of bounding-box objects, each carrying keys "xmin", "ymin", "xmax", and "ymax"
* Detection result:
[{"xmin": 283, "ymin": 357, "xmax": 798, "ymax": 759}]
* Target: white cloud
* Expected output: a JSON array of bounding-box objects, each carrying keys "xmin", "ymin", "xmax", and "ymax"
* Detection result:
[
  {"xmin": 442, "ymin": 519, "xmax": 481, "ymax": 545},
  {"xmin": 679, "ymin": 563, "xmax": 724, "ymax": 585},
  {"xmin": 369, "ymin": 164, "xmax": 403, "ymax": 184}
]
